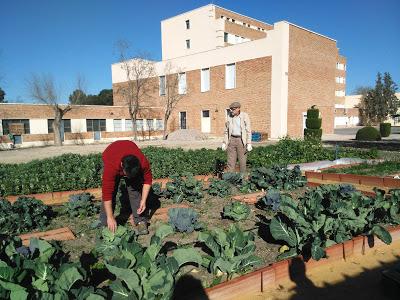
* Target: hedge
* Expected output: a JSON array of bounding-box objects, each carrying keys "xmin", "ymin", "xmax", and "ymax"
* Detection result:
[
  {"xmin": 0, "ymin": 139, "xmax": 379, "ymax": 196},
  {"xmin": 379, "ymin": 123, "xmax": 391, "ymax": 137},
  {"xmin": 356, "ymin": 126, "xmax": 381, "ymax": 141}
]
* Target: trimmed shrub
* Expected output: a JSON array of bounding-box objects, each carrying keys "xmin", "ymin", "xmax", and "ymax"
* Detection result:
[
  {"xmin": 304, "ymin": 106, "xmax": 322, "ymax": 141},
  {"xmin": 304, "ymin": 128, "xmax": 322, "ymax": 140},
  {"xmin": 379, "ymin": 123, "xmax": 391, "ymax": 137},
  {"xmin": 307, "ymin": 107, "xmax": 319, "ymax": 119},
  {"xmin": 356, "ymin": 126, "xmax": 381, "ymax": 141},
  {"xmin": 305, "ymin": 118, "xmax": 322, "ymax": 129}
]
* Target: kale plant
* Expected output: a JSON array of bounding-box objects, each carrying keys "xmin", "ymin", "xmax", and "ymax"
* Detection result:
[
  {"xmin": 207, "ymin": 178, "xmax": 232, "ymax": 198},
  {"xmin": 257, "ymin": 189, "xmax": 282, "ymax": 212},
  {"xmin": 63, "ymin": 192, "xmax": 99, "ymax": 218},
  {"xmin": 199, "ymin": 224, "xmax": 262, "ymax": 279},
  {"xmin": 164, "ymin": 173, "xmax": 204, "ymax": 203},
  {"xmin": 222, "ymin": 201, "xmax": 251, "ymax": 221},
  {"xmin": 168, "ymin": 207, "xmax": 202, "ymax": 233}
]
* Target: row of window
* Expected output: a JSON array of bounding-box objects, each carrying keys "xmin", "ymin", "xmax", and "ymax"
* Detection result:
[
  {"xmin": 335, "ymin": 76, "xmax": 346, "ymax": 84},
  {"xmin": 336, "ymin": 62, "xmax": 346, "ymax": 70},
  {"xmin": 1, "ymin": 118, "xmax": 164, "ymax": 135},
  {"xmin": 220, "ymin": 15, "xmax": 266, "ymax": 31},
  {"xmin": 159, "ymin": 63, "xmax": 236, "ymax": 96}
]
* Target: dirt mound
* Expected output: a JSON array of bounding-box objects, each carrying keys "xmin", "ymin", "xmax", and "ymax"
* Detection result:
[{"xmin": 167, "ymin": 129, "xmax": 207, "ymax": 141}]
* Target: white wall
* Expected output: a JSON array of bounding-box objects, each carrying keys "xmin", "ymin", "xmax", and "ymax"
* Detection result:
[
  {"xmin": 71, "ymin": 119, "xmax": 86, "ymax": 133},
  {"xmin": 29, "ymin": 119, "xmax": 48, "ymax": 134},
  {"xmin": 161, "ymin": 4, "xmax": 219, "ymax": 60},
  {"xmin": 106, "ymin": 119, "xmax": 114, "ymax": 132}
]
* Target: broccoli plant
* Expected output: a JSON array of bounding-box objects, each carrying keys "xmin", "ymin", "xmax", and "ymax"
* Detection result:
[
  {"xmin": 63, "ymin": 193, "xmax": 99, "ymax": 218},
  {"xmin": 199, "ymin": 224, "xmax": 262, "ymax": 279},
  {"xmin": 164, "ymin": 173, "xmax": 204, "ymax": 203},
  {"xmin": 207, "ymin": 178, "xmax": 232, "ymax": 198},
  {"xmin": 168, "ymin": 207, "xmax": 202, "ymax": 233},
  {"xmin": 222, "ymin": 201, "xmax": 250, "ymax": 221},
  {"xmin": 249, "ymin": 165, "xmax": 305, "ymax": 190},
  {"xmin": 9, "ymin": 196, "xmax": 52, "ymax": 233}
]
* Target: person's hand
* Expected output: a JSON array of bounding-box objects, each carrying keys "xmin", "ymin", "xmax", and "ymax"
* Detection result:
[
  {"xmin": 137, "ymin": 200, "xmax": 146, "ymax": 215},
  {"xmin": 246, "ymin": 144, "xmax": 253, "ymax": 152},
  {"xmin": 221, "ymin": 143, "xmax": 227, "ymax": 151},
  {"xmin": 107, "ymin": 216, "xmax": 117, "ymax": 233}
]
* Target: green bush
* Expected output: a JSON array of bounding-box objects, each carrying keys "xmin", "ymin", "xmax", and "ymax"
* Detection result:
[
  {"xmin": 307, "ymin": 108, "xmax": 319, "ymax": 119},
  {"xmin": 356, "ymin": 126, "xmax": 381, "ymax": 141},
  {"xmin": 304, "ymin": 128, "xmax": 322, "ymax": 140},
  {"xmin": 305, "ymin": 118, "xmax": 322, "ymax": 129},
  {"xmin": 379, "ymin": 123, "xmax": 391, "ymax": 137}
]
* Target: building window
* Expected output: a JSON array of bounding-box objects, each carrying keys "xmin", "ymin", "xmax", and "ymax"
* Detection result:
[
  {"xmin": 159, "ymin": 75, "xmax": 166, "ymax": 96},
  {"xmin": 335, "ymin": 90, "xmax": 345, "ymax": 97},
  {"xmin": 125, "ymin": 119, "xmax": 133, "ymax": 131},
  {"xmin": 86, "ymin": 119, "xmax": 106, "ymax": 132},
  {"xmin": 136, "ymin": 119, "xmax": 144, "ymax": 130},
  {"xmin": 225, "ymin": 63, "xmax": 236, "ymax": 89},
  {"xmin": 336, "ymin": 77, "xmax": 345, "ymax": 84},
  {"xmin": 201, "ymin": 68, "xmax": 210, "ymax": 92},
  {"xmin": 186, "ymin": 39, "xmax": 190, "ymax": 49},
  {"xmin": 224, "ymin": 32, "xmax": 228, "ymax": 42},
  {"xmin": 155, "ymin": 119, "xmax": 164, "ymax": 130},
  {"xmin": 2, "ymin": 119, "xmax": 30, "ymax": 135},
  {"xmin": 113, "ymin": 119, "xmax": 122, "ymax": 131},
  {"xmin": 185, "ymin": 19, "xmax": 190, "ymax": 29},
  {"xmin": 48, "ymin": 119, "xmax": 71, "ymax": 133},
  {"xmin": 336, "ymin": 62, "xmax": 345, "ymax": 70},
  {"xmin": 178, "ymin": 72, "xmax": 187, "ymax": 94},
  {"xmin": 146, "ymin": 119, "xmax": 154, "ymax": 131}
]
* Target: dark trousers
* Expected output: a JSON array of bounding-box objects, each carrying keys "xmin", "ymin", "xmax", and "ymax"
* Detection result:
[{"xmin": 100, "ymin": 176, "xmax": 147, "ymax": 226}]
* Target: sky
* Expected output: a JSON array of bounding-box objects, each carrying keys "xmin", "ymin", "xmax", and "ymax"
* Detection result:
[{"xmin": 1, "ymin": 0, "xmax": 399, "ymax": 103}]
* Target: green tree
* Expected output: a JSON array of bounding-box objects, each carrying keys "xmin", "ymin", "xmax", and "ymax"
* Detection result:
[
  {"xmin": 363, "ymin": 72, "xmax": 398, "ymax": 124},
  {"xmin": 0, "ymin": 87, "xmax": 6, "ymax": 103},
  {"xmin": 354, "ymin": 86, "xmax": 373, "ymax": 125},
  {"xmin": 96, "ymin": 89, "xmax": 113, "ymax": 105},
  {"xmin": 69, "ymin": 89, "xmax": 87, "ymax": 104}
]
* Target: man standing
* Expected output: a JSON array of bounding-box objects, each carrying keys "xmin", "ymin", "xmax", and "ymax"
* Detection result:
[
  {"xmin": 222, "ymin": 102, "xmax": 252, "ymax": 173},
  {"xmin": 100, "ymin": 140, "xmax": 152, "ymax": 234}
]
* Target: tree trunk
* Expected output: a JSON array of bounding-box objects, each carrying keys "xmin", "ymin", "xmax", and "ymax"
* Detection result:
[
  {"xmin": 163, "ymin": 118, "xmax": 168, "ymax": 140},
  {"xmin": 53, "ymin": 108, "xmax": 63, "ymax": 146}
]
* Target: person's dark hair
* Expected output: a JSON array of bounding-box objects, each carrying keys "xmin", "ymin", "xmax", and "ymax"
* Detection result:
[{"xmin": 121, "ymin": 155, "xmax": 141, "ymax": 179}]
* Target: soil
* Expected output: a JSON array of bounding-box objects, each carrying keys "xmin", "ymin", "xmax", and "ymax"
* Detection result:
[{"xmin": 251, "ymin": 240, "xmax": 400, "ymax": 300}]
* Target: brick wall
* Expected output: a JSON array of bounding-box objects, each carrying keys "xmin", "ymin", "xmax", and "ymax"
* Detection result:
[
  {"xmin": 112, "ymin": 56, "xmax": 272, "ymax": 137},
  {"xmin": 224, "ymin": 22, "xmax": 267, "ymax": 40},
  {"xmin": 214, "ymin": 7, "xmax": 273, "ymax": 31},
  {"xmin": 287, "ymin": 25, "xmax": 338, "ymax": 137}
]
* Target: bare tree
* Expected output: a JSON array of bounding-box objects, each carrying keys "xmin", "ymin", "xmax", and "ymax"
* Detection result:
[
  {"xmin": 27, "ymin": 74, "xmax": 71, "ymax": 146},
  {"xmin": 115, "ymin": 40, "xmax": 156, "ymax": 141},
  {"xmin": 161, "ymin": 62, "xmax": 184, "ymax": 140}
]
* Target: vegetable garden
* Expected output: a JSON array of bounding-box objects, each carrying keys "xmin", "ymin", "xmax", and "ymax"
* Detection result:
[{"xmin": 0, "ymin": 138, "xmax": 399, "ymax": 300}]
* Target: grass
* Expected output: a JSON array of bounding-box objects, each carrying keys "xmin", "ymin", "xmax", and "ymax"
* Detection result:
[{"xmin": 323, "ymin": 160, "xmax": 400, "ymax": 176}]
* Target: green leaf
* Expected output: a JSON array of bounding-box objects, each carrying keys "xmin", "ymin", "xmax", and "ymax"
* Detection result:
[
  {"xmin": 55, "ymin": 267, "xmax": 83, "ymax": 292},
  {"xmin": 105, "ymin": 264, "xmax": 140, "ymax": 292},
  {"xmin": 32, "ymin": 278, "xmax": 49, "ymax": 292},
  {"xmin": 269, "ymin": 217, "xmax": 297, "ymax": 247},
  {"xmin": 171, "ymin": 248, "xmax": 202, "ymax": 270},
  {"xmin": 10, "ymin": 290, "xmax": 28, "ymax": 300},
  {"xmin": 153, "ymin": 224, "xmax": 174, "ymax": 242},
  {"xmin": 371, "ymin": 225, "xmax": 392, "ymax": 245},
  {"xmin": 311, "ymin": 243, "xmax": 325, "ymax": 261}
]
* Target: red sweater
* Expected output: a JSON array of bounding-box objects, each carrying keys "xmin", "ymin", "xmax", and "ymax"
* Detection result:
[{"xmin": 102, "ymin": 140, "xmax": 152, "ymax": 201}]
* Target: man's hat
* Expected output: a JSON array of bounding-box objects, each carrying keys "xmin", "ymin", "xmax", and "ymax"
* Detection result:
[{"xmin": 229, "ymin": 102, "xmax": 241, "ymax": 109}]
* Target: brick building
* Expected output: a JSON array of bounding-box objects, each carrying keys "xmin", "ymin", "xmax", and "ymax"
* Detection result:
[
  {"xmin": 0, "ymin": 4, "xmax": 348, "ymax": 148},
  {"xmin": 112, "ymin": 4, "xmax": 346, "ymax": 139}
]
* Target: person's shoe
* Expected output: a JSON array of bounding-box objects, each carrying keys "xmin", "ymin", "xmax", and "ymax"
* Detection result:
[{"xmin": 136, "ymin": 221, "xmax": 149, "ymax": 235}]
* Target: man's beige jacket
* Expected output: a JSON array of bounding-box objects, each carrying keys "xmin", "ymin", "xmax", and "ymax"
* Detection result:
[{"xmin": 223, "ymin": 112, "xmax": 252, "ymax": 146}]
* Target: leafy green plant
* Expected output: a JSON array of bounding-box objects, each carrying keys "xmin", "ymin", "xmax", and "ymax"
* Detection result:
[
  {"xmin": 151, "ymin": 182, "xmax": 163, "ymax": 196},
  {"xmin": 323, "ymin": 160, "xmax": 400, "ymax": 176},
  {"xmin": 222, "ymin": 172, "xmax": 256, "ymax": 193},
  {"xmin": 63, "ymin": 193, "xmax": 99, "ymax": 218},
  {"xmin": 99, "ymin": 224, "xmax": 202, "ymax": 300},
  {"xmin": 249, "ymin": 165, "xmax": 305, "ymax": 191},
  {"xmin": 222, "ymin": 201, "xmax": 250, "ymax": 221},
  {"xmin": 0, "ymin": 197, "xmax": 52, "ymax": 235},
  {"xmin": 168, "ymin": 207, "xmax": 202, "ymax": 233},
  {"xmin": 164, "ymin": 173, "xmax": 204, "ymax": 203},
  {"xmin": 257, "ymin": 189, "xmax": 282, "ymax": 212},
  {"xmin": 269, "ymin": 184, "xmax": 395, "ymax": 261},
  {"xmin": 207, "ymin": 178, "xmax": 232, "ymax": 197},
  {"xmin": 198, "ymin": 224, "xmax": 262, "ymax": 279}
]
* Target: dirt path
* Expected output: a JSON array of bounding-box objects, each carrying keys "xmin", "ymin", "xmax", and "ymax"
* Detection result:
[{"xmin": 251, "ymin": 240, "xmax": 400, "ymax": 300}]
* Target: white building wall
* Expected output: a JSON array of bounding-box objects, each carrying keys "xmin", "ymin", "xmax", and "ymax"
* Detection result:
[
  {"xmin": 161, "ymin": 4, "xmax": 219, "ymax": 60},
  {"xmin": 71, "ymin": 119, "xmax": 87, "ymax": 133},
  {"xmin": 29, "ymin": 119, "xmax": 48, "ymax": 134}
]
